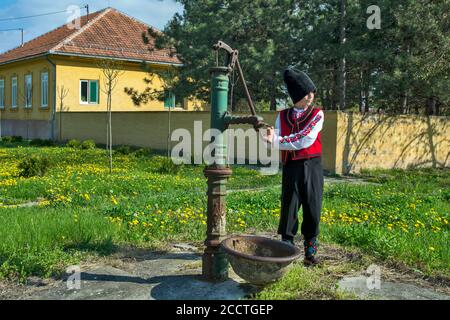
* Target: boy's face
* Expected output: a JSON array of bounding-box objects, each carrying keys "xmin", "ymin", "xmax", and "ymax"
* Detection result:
[{"xmin": 295, "ymin": 92, "xmax": 315, "ymax": 108}]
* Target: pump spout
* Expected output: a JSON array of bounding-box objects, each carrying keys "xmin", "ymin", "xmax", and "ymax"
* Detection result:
[{"xmin": 223, "ymin": 113, "xmax": 269, "ymax": 131}]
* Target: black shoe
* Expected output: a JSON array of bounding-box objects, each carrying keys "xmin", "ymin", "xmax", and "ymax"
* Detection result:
[
  {"xmin": 281, "ymin": 238, "xmax": 295, "ymax": 246},
  {"xmin": 303, "ymin": 255, "xmax": 321, "ymax": 266}
]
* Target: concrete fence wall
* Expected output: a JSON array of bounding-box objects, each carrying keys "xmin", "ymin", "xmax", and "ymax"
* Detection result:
[
  {"xmin": 3, "ymin": 110, "xmax": 448, "ymax": 174},
  {"xmin": 55, "ymin": 111, "xmax": 341, "ymax": 173},
  {"xmin": 335, "ymin": 112, "xmax": 450, "ymax": 174}
]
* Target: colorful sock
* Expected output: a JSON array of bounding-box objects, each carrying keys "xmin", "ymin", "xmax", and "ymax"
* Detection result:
[{"xmin": 303, "ymin": 238, "xmax": 318, "ymax": 258}]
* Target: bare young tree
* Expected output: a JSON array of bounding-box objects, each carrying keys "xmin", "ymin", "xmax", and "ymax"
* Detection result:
[
  {"xmin": 98, "ymin": 58, "xmax": 124, "ymax": 174},
  {"xmin": 57, "ymin": 85, "xmax": 69, "ymax": 141},
  {"xmin": 17, "ymin": 83, "xmax": 33, "ymax": 140},
  {"xmin": 124, "ymin": 65, "xmax": 179, "ymax": 158}
]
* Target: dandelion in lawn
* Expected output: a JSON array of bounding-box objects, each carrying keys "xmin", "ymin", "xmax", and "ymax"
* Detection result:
[
  {"xmin": 0, "ymin": 178, "xmax": 17, "ymax": 187},
  {"xmin": 432, "ymin": 226, "xmax": 441, "ymax": 233},
  {"xmin": 38, "ymin": 200, "xmax": 51, "ymax": 207},
  {"xmin": 429, "ymin": 246, "xmax": 435, "ymax": 252},
  {"xmin": 111, "ymin": 195, "xmax": 118, "ymax": 205}
]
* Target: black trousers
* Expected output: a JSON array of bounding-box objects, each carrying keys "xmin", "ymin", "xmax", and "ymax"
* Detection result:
[{"xmin": 278, "ymin": 156, "xmax": 324, "ymax": 241}]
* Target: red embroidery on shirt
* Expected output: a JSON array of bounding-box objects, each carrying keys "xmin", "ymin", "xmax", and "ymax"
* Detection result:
[{"xmin": 280, "ymin": 113, "xmax": 322, "ymax": 145}]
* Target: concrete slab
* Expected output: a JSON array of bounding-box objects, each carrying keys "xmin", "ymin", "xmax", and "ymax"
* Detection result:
[
  {"xmin": 338, "ymin": 276, "xmax": 450, "ymax": 300},
  {"xmin": 34, "ymin": 251, "xmax": 258, "ymax": 300},
  {"xmin": 149, "ymin": 275, "xmax": 257, "ymax": 300}
]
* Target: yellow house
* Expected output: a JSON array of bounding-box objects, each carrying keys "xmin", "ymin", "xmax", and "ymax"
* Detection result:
[{"xmin": 0, "ymin": 7, "xmax": 203, "ymax": 140}]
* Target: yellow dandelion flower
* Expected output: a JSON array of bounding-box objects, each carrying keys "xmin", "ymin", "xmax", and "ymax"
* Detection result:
[{"xmin": 111, "ymin": 195, "xmax": 118, "ymax": 205}]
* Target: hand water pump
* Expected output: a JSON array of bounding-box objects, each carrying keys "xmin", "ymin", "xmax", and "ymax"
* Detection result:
[{"xmin": 202, "ymin": 41, "xmax": 270, "ymax": 281}]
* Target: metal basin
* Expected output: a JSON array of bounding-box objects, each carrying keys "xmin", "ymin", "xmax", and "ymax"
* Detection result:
[{"xmin": 221, "ymin": 235, "xmax": 302, "ymax": 286}]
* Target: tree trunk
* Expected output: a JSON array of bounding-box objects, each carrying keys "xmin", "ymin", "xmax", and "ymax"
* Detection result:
[
  {"xmin": 425, "ymin": 96, "xmax": 437, "ymax": 115},
  {"xmin": 323, "ymin": 89, "xmax": 330, "ymax": 110},
  {"xmin": 339, "ymin": 0, "xmax": 347, "ymax": 111},
  {"xmin": 319, "ymin": 89, "xmax": 325, "ymax": 110},
  {"xmin": 106, "ymin": 108, "xmax": 109, "ymax": 152},
  {"xmin": 109, "ymin": 90, "xmax": 113, "ymax": 174},
  {"xmin": 402, "ymin": 93, "xmax": 408, "ymax": 114},
  {"xmin": 359, "ymin": 71, "xmax": 365, "ymax": 113},
  {"xmin": 332, "ymin": 69, "xmax": 339, "ymax": 110},
  {"xmin": 270, "ymin": 95, "xmax": 277, "ymax": 111}
]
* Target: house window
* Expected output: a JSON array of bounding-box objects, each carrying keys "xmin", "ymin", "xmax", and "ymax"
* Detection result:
[
  {"xmin": 11, "ymin": 77, "xmax": 17, "ymax": 108},
  {"xmin": 0, "ymin": 79, "xmax": 4, "ymax": 109},
  {"xmin": 41, "ymin": 72, "xmax": 48, "ymax": 108},
  {"xmin": 25, "ymin": 74, "xmax": 32, "ymax": 108},
  {"xmin": 80, "ymin": 80, "xmax": 99, "ymax": 104},
  {"xmin": 164, "ymin": 91, "xmax": 175, "ymax": 108}
]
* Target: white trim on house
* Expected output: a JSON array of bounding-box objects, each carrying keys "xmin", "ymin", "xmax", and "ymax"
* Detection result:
[
  {"xmin": 79, "ymin": 79, "xmax": 99, "ymax": 105},
  {"xmin": 11, "ymin": 76, "xmax": 17, "ymax": 108},
  {"xmin": 41, "ymin": 72, "xmax": 48, "ymax": 108},
  {"xmin": 0, "ymin": 79, "xmax": 4, "ymax": 109},
  {"xmin": 24, "ymin": 74, "xmax": 32, "ymax": 108}
]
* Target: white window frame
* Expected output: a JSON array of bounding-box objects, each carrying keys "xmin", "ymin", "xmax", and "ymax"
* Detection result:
[
  {"xmin": 11, "ymin": 76, "xmax": 17, "ymax": 108},
  {"xmin": 80, "ymin": 79, "xmax": 99, "ymax": 105},
  {"xmin": 0, "ymin": 79, "xmax": 4, "ymax": 109},
  {"xmin": 41, "ymin": 72, "xmax": 48, "ymax": 108},
  {"xmin": 24, "ymin": 74, "xmax": 32, "ymax": 108}
]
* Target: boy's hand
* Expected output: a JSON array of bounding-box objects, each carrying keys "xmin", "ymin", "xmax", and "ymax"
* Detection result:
[{"xmin": 260, "ymin": 126, "xmax": 274, "ymax": 144}]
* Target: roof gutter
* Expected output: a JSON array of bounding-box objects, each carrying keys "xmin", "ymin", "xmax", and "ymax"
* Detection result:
[
  {"xmin": 0, "ymin": 53, "xmax": 48, "ymax": 66},
  {"xmin": 0, "ymin": 51, "xmax": 183, "ymax": 67},
  {"xmin": 48, "ymin": 51, "xmax": 184, "ymax": 67}
]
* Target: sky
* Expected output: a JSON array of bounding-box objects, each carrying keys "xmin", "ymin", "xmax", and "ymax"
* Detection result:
[{"xmin": 0, "ymin": 0, "xmax": 183, "ymax": 54}]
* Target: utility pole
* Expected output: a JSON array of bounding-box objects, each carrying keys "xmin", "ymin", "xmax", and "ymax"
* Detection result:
[
  {"xmin": 0, "ymin": 28, "xmax": 24, "ymax": 47},
  {"xmin": 84, "ymin": 4, "xmax": 89, "ymax": 21}
]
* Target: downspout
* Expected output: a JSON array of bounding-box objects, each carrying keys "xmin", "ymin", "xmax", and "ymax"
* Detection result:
[{"xmin": 46, "ymin": 55, "xmax": 57, "ymax": 141}]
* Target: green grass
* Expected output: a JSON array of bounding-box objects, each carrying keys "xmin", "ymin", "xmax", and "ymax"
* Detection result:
[
  {"xmin": 252, "ymin": 264, "xmax": 357, "ymax": 300},
  {"xmin": 0, "ymin": 142, "xmax": 448, "ymax": 283},
  {"xmin": 320, "ymin": 169, "xmax": 449, "ymax": 276}
]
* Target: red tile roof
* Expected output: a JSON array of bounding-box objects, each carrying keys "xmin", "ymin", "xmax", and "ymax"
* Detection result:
[{"xmin": 0, "ymin": 8, "xmax": 181, "ymax": 65}]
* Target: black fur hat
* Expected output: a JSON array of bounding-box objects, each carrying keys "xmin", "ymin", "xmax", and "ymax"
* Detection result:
[{"xmin": 283, "ymin": 68, "xmax": 317, "ymax": 104}]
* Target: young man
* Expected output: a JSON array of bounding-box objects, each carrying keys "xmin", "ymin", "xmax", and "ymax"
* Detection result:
[{"xmin": 262, "ymin": 67, "xmax": 324, "ymax": 266}]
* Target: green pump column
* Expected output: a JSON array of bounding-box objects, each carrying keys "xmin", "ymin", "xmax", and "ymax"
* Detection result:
[{"xmin": 202, "ymin": 66, "xmax": 232, "ymax": 281}]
